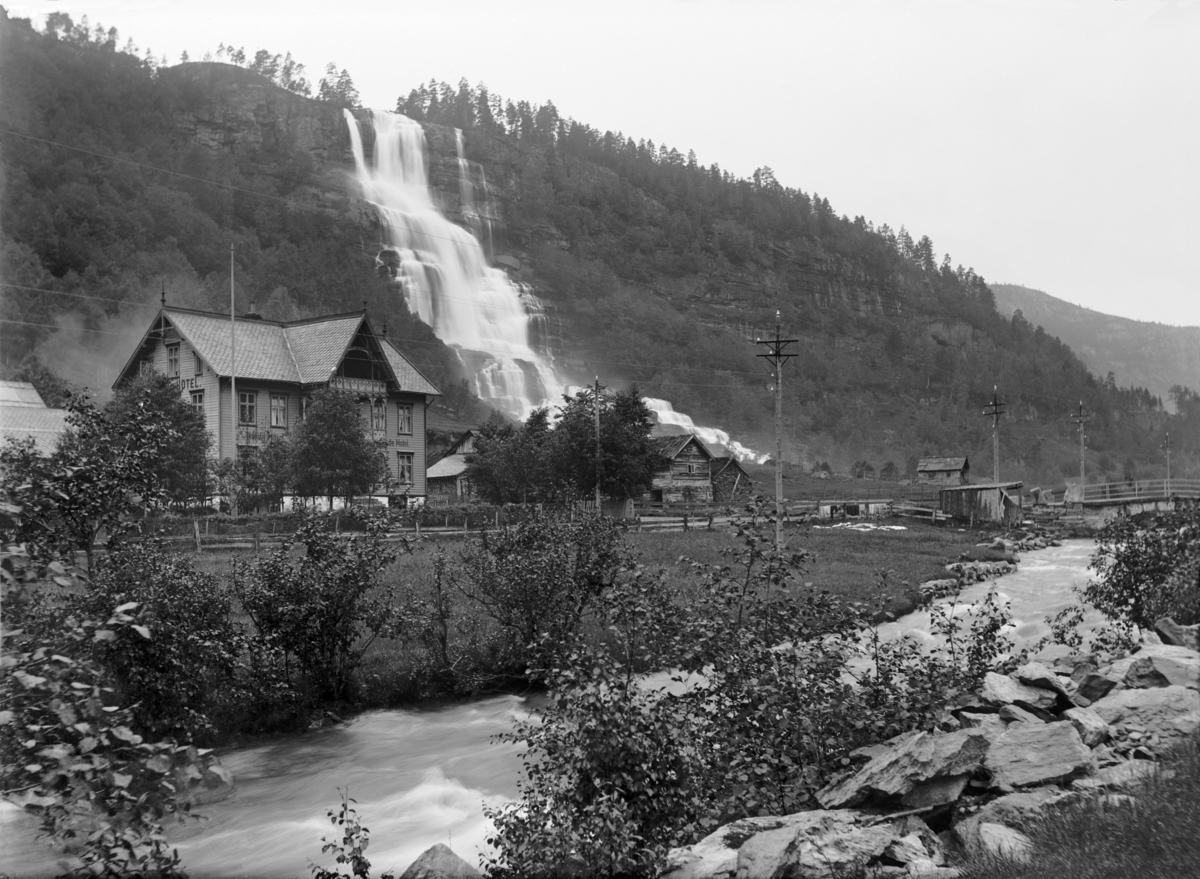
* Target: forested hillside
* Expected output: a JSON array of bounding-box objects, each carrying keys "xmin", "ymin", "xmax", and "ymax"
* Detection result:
[
  {"xmin": 2, "ymin": 11, "xmax": 1196, "ymax": 484},
  {"xmin": 991, "ymin": 283, "xmax": 1200, "ymax": 414}
]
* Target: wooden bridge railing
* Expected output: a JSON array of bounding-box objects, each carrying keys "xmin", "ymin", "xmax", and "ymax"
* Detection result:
[{"xmin": 1081, "ymin": 478, "xmax": 1200, "ymax": 503}]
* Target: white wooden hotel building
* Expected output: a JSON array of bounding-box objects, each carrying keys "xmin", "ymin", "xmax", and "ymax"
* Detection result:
[{"xmin": 114, "ymin": 306, "xmax": 441, "ymax": 502}]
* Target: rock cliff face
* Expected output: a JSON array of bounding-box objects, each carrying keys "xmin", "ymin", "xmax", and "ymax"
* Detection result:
[{"xmin": 161, "ymin": 63, "xmax": 350, "ymax": 168}]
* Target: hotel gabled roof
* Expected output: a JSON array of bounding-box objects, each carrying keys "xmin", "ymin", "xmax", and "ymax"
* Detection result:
[{"xmin": 115, "ymin": 308, "xmax": 440, "ymax": 396}]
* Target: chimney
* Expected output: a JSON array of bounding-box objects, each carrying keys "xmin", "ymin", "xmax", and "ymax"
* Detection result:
[{"xmin": 243, "ymin": 301, "xmax": 263, "ymax": 320}]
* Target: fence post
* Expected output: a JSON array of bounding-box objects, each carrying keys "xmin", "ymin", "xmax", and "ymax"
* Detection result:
[
  {"xmin": 254, "ymin": 529, "xmax": 260, "ymax": 554},
  {"xmin": 194, "ymin": 518, "xmax": 201, "ymax": 554},
  {"xmin": 684, "ymin": 513, "xmax": 690, "ymax": 532}
]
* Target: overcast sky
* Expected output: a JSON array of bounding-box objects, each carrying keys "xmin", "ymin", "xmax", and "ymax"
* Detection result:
[{"xmin": 9, "ymin": 0, "xmax": 1199, "ymax": 327}]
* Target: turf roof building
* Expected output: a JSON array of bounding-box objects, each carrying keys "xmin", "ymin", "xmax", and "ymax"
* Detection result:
[{"xmin": 114, "ymin": 307, "xmax": 440, "ymax": 501}]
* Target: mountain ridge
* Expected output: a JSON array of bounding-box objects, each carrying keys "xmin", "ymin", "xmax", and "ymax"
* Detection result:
[
  {"xmin": 990, "ymin": 283, "xmax": 1200, "ymax": 413},
  {"xmin": 2, "ymin": 12, "xmax": 1196, "ymax": 482}
]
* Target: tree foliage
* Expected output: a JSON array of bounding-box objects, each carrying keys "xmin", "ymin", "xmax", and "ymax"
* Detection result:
[{"xmin": 289, "ymin": 388, "xmax": 388, "ymax": 507}]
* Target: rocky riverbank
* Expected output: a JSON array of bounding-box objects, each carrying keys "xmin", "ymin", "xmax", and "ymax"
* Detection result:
[{"xmin": 660, "ymin": 618, "xmax": 1200, "ymax": 878}]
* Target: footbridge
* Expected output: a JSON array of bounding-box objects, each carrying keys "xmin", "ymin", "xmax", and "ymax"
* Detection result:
[{"xmin": 1077, "ymin": 478, "xmax": 1200, "ymax": 528}]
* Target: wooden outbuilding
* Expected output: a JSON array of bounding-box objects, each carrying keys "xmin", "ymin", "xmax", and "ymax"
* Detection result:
[
  {"xmin": 939, "ymin": 481, "xmax": 1024, "ymax": 527},
  {"xmin": 643, "ymin": 434, "xmax": 715, "ymax": 504},
  {"xmin": 426, "ymin": 430, "xmax": 478, "ymax": 504},
  {"xmin": 917, "ymin": 456, "xmax": 970, "ymax": 486},
  {"xmin": 710, "ymin": 456, "xmax": 753, "ymax": 504}
]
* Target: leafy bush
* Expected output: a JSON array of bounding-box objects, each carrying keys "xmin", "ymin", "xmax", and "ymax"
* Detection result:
[
  {"xmin": 456, "ymin": 508, "xmax": 627, "ymax": 676},
  {"xmin": 1, "ymin": 541, "xmax": 219, "ymax": 878},
  {"xmin": 234, "ymin": 511, "xmax": 405, "ymax": 701},
  {"xmin": 486, "ymin": 500, "xmax": 1018, "ymax": 876},
  {"xmin": 1086, "ymin": 500, "xmax": 1200, "ymax": 628},
  {"xmin": 82, "ymin": 542, "xmax": 295, "ymax": 742}
]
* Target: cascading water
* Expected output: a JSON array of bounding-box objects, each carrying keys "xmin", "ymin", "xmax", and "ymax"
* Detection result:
[
  {"xmin": 345, "ymin": 110, "xmax": 562, "ymax": 420},
  {"xmin": 345, "ymin": 110, "xmax": 762, "ymax": 458},
  {"xmin": 643, "ymin": 398, "xmax": 770, "ymax": 463}
]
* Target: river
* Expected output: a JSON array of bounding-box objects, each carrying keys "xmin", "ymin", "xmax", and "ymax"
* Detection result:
[{"xmin": 0, "ymin": 539, "xmax": 1102, "ymax": 878}]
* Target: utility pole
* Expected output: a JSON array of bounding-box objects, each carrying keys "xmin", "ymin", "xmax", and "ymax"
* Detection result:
[
  {"xmin": 229, "ymin": 243, "xmax": 238, "ymax": 517},
  {"xmin": 1163, "ymin": 432, "xmax": 1172, "ymax": 496},
  {"xmin": 1071, "ymin": 401, "xmax": 1091, "ymax": 501},
  {"xmin": 755, "ymin": 311, "xmax": 797, "ymax": 549},
  {"xmin": 982, "ymin": 386, "xmax": 1006, "ymax": 484},
  {"xmin": 594, "ymin": 377, "xmax": 602, "ymax": 512}
]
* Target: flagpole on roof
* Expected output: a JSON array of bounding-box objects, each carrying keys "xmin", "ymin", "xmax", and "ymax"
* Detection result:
[{"xmin": 230, "ymin": 243, "xmax": 238, "ymax": 516}]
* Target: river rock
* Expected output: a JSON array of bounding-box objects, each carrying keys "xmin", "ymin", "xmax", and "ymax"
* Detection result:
[
  {"xmin": 977, "ymin": 823, "xmax": 1032, "ymax": 862},
  {"xmin": 662, "ymin": 814, "xmax": 828, "ymax": 879},
  {"xmin": 902, "ymin": 774, "xmax": 971, "ymax": 809},
  {"xmin": 399, "ymin": 844, "xmax": 480, "ymax": 879},
  {"xmin": 1103, "ymin": 645, "xmax": 1200, "ymax": 691},
  {"xmin": 1015, "ymin": 661, "xmax": 1072, "ymax": 700},
  {"xmin": 1071, "ymin": 760, "xmax": 1161, "ymax": 792},
  {"xmin": 1062, "ymin": 706, "xmax": 1110, "ymax": 746},
  {"xmin": 998, "ymin": 704, "xmax": 1046, "ymax": 724},
  {"xmin": 816, "ymin": 730, "xmax": 991, "ymax": 809},
  {"xmin": 984, "ymin": 722, "xmax": 1092, "ymax": 788},
  {"xmin": 734, "ymin": 811, "xmax": 895, "ymax": 879},
  {"xmin": 1155, "ymin": 617, "xmax": 1200, "ymax": 652},
  {"xmin": 1121, "ymin": 656, "xmax": 1172, "ymax": 689},
  {"xmin": 1089, "ymin": 685, "xmax": 1200, "ymax": 747},
  {"xmin": 1074, "ymin": 673, "xmax": 1117, "ymax": 704},
  {"xmin": 979, "ymin": 672, "xmax": 1058, "ymax": 710}
]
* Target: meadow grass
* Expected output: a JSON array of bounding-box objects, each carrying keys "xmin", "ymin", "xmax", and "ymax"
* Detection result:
[
  {"xmin": 180, "ymin": 520, "xmax": 987, "ymax": 708},
  {"xmin": 957, "ymin": 734, "xmax": 1200, "ymax": 879}
]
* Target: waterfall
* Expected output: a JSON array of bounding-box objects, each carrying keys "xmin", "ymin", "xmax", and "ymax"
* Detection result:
[
  {"xmin": 643, "ymin": 398, "xmax": 769, "ymax": 463},
  {"xmin": 345, "ymin": 109, "xmax": 562, "ymax": 420},
  {"xmin": 344, "ymin": 110, "xmax": 762, "ymax": 460}
]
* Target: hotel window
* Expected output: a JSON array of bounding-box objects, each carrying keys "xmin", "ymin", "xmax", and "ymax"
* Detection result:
[
  {"xmin": 239, "ymin": 392, "xmax": 257, "ymax": 425},
  {"xmin": 270, "ymin": 394, "xmax": 288, "ymax": 428},
  {"xmin": 167, "ymin": 345, "xmax": 179, "ymax": 377},
  {"xmin": 190, "ymin": 390, "xmax": 204, "ymax": 418},
  {"xmin": 372, "ymin": 399, "xmax": 387, "ymax": 432},
  {"xmin": 397, "ymin": 404, "xmax": 413, "ymax": 435},
  {"xmin": 194, "ymin": 352, "xmax": 203, "ymax": 375},
  {"xmin": 397, "ymin": 452, "xmax": 414, "ymax": 484}
]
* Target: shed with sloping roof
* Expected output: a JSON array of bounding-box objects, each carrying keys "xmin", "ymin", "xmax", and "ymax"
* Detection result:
[
  {"xmin": 939, "ymin": 482, "xmax": 1024, "ymax": 526},
  {"xmin": 917, "ymin": 456, "xmax": 970, "ymax": 486},
  {"xmin": 0, "ymin": 382, "xmax": 69, "ymax": 456}
]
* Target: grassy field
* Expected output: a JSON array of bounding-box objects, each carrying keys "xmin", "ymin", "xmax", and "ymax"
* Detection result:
[{"xmin": 183, "ymin": 519, "xmax": 987, "ymax": 707}]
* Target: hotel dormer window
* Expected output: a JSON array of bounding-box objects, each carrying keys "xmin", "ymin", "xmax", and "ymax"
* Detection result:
[{"xmin": 167, "ymin": 345, "xmax": 179, "ymax": 377}]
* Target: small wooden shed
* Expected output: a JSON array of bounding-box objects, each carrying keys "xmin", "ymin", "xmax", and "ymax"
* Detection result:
[
  {"xmin": 425, "ymin": 430, "xmax": 479, "ymax": 504},
  {"xmin": 918, "ymin": 456, "xmax": 970, "ymax": 486},
  {"xmin": 939, "ymin": 481, "xmax": 1023, "ymax": 526}
]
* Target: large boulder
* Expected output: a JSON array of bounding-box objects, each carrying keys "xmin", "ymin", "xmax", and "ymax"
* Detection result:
[
  {"xmin": 1103, "ymin": 645, "xmax": 1200, "ymax": 691},
  {"xmin": 1073, "ymin": 673, "xmax": 1117, "ymax": 704},
  {"xmin": 952, "ymin": 788, "xmax": 1068, "ymax": 853},
  {"xmin": 1071, "ymin": 760, "xmax": 1162, "ymax": 792},
  {"xmin": 1062, "ymin": 706, "xmax": 1110, "ymax": 747},
  {"xmin": 816, "ymin": 730, "xmax": 991, "ymax": 809},
  {"xmin": 1155, "ymin": 617, "xmax": 1200, "ymax": 652},
  {"xmin": 662, "ymin": 814, "xmax": 830, "ymax": 879},
  {"xmin": 1089, "ymin": 685, "xmax": 1200, "ymax": 748},
  {"xmin": 984, "ymin": 723, "xmax": 1092, "ymax": 788},
  {"xmin": 398, "ymin": 844, "xmax": 480, "ymax": 879},
  {"xmin": 977, "ymin": 823, "xmax": 1032, "ymax": 862},
  {"xmin": 979, "ymin": 672, "xmax": 1058, "ymax": 710},
  {"xmin": 735, "ymin": 811, "xmax": 896, "ymax": 879}
]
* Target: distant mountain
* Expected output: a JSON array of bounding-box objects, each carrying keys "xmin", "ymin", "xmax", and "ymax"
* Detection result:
[{"xmin": 991, "ymin": 284, "xmax": 1200, "ymax": 411}]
